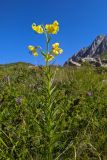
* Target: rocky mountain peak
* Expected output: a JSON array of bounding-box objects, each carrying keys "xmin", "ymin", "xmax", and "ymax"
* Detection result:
[
  {"xmin": 94, "ymin": 35, "xmax": 106, "ymax": 41},
  {"xmin": 64, "ymin": 34, "xmax": 107, "ymax": 67}
]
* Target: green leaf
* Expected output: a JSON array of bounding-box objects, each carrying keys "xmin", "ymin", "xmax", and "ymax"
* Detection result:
[
  {"xmin": 0, "ymin": 137, "xmax": 8, "ymax": 148},
  {"xmin": 41, "ymin": 51, "xmax": 46, "ymax": 57}
]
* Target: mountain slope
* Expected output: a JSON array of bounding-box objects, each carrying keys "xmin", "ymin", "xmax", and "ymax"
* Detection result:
[{"xmin": 64, "ymin": 35, "xmax": 107, "ymax": 66}]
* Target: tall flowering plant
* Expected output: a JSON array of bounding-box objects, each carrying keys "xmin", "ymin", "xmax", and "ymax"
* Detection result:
[
  {"xmin": 28, "ymin": 21, "xmax": 63, "ymax": 63},
  {"xmin": 28, "ymin": 21, "xmax": 63, "ymax": 159}
]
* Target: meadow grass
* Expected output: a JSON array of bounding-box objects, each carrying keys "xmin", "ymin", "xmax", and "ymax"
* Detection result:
[{"xmin": 0, "ymin": 63, "xmax": 107, "ymax": 159}]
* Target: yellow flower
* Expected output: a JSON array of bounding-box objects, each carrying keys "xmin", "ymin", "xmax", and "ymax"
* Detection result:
[
  {"xmin": 52, "ymin": 49, "xmax": 59, "ymax": 55},
  {"xmin": 59, "ymin": 48, "xmax": 63, "ymax": 54},
  {"xmin": 45, "ymin": 20, "xmax": 59, "ymax": 34},
  {"xmin": 45, "ymin": 54, "xmax": 54, "ymax": 62},
  {"xmin": 28, "ymin": 45, "xmax": 35, "ymax": 52},
  {"xmin": 33, "ymin": 52, "xmax": 38, "ymax": 56},
  {"xmin": 53, "ymin": 20, "xmax": 59, "ymax": 26},
  {"xmin": 52, "ymin": 43, "xmax": 59, "ymax": 49},
  {"xmin": 32, "ymin": 23, "xmax": 43, "ymax": 34},
  {"xmin": 52, "ymin": 43, "xmax": 63, "ymax": 55},
  {"xmin": 28, "ymin": 45, "xmax": 38, "ymax": 56}
]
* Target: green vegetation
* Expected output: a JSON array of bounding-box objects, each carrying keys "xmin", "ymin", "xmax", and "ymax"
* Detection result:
[{"xmin": 0, "ymin": 62, "xmax": 107, "ymax": 160}]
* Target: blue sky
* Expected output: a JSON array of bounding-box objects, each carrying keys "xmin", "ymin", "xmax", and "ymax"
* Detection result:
[{"xmin": 0, "ymin": 0, "xmax": 107, "ymax": 65}]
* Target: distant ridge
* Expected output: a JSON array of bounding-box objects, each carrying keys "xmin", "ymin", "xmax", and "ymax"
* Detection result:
[{"xmin": 0, "ymin": 62, "xmax": 34, "ymax": 67}]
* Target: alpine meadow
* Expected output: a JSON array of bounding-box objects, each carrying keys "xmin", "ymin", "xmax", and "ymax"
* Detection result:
[{"xmin": 0, "ymin": 20, "xmax": 107, "ymax": 160}]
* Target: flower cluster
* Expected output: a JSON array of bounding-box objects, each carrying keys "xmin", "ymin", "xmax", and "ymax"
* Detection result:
[
  {"xmin": 28, "ymin": 45, "xmax": 38, "ymax": 56},
  {"xmin": 28, "ymin": 21, "xmax": 63, "ymax": 62},
  {"xmin": 32, "ymin": 23, "xmax": 43, "ymax": 34},
  {"xmin": 45, "ymin": 21, "xmax": 59, "ymax": 34},
  {"xmin": 31, "ymin": 21, "xmax": 59, "ymax": 35},
  {"xmin": 51, "ymin": 43, "xmax": 63, "ymax": 55}
]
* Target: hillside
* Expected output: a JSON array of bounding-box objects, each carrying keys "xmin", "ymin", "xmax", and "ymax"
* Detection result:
[{"xmin": 0, "ymin": 62, "xmax": 107, "ymax": 159}]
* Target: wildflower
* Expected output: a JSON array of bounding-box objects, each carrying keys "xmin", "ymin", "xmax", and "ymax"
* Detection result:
[
  {"xmin": 33, "ymin": 52, "xmax": 38, "ymax": 56},
  {"xmin": 28, "ymin": 45, "xmax": 35, "ymax": 52},
  {"xmin": 53, "ymin": 20, "xmax": 59, "ymax": 26},
  {"xmin": 28, "ymin": 45, "xmax": 38, "ymax": 56},
  {"xmin": 45, "ymin": 54, "xmax": 54, "ymax": 62},
  {"xmin": 45, "ymin": 20, "xmax": 59, "ymax": 34},
  {"xmin": 32, "ymin": 23, "xmax": 43, "ymax": 34},
  {"xmin": 86, "ymin": 91, "xmax": 93, "ymax": 97},
  {"xmin": 15, "ymin": 97, "xmax": 23, "ymax": 105},
  {"xmin": 52, "ymin": 43, "xmax": 63, "ymax": 55}
]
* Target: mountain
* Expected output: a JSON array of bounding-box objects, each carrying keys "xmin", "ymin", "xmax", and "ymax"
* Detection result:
[{"xmin": 64, "ymin": 35, "xmax": 107, "ymax": 66}]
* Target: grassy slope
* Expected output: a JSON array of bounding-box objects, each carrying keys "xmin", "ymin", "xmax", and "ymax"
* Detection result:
[{"xmin": 0, "ymin": 62, "xmax": 107, "ymax": 159}]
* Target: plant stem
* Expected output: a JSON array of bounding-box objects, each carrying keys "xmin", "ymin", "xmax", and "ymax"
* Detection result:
[{"xmin": 45, "ymin": 32, "xmax": 53, "ymax": 160}]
